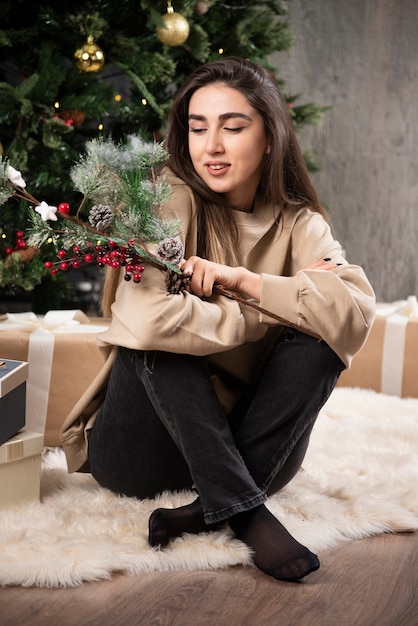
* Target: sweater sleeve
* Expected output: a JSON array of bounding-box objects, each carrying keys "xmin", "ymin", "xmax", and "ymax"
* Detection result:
[
  {"xmin": 259, "ymin": 211, "xmax": 376, "ymax": 367},
  {"xmin": 98, "ymin": 263, "xmax": 247, "ymax": 355}
]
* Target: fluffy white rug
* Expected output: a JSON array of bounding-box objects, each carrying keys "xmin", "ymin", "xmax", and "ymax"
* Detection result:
[{"xmin": 1, "ymin": 387, "xmax": 417, "ymax": 588}]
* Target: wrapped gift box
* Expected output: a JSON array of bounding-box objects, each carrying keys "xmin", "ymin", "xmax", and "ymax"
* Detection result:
[
  {"xmin": 0, "ymin": 311, "xmax": 109, "ymax": 447},
  {"xmin": 338, "ymin": 297, "xmax": 418, "ymax": 398},
  {"xmin": 0, "ymin": 430, "xmax": 44, "ymax": 510},
  {"xmin": 0, "ymin": 359, "xmax": 28, "ymax": 445}
]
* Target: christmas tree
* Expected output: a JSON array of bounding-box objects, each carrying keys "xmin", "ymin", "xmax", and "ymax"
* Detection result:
[{"xmin": 0, "ymin": 0, "xmax": 329, "ymax": 312}]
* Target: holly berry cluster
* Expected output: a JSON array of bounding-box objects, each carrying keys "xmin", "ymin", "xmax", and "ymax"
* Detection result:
[
  {"xmin": 44, "ymin": 240, "xmax": 145, "ymax": 283},
  {"xmin": 4, "ymin": 229, "xmax": 27, "ymax": 255}
]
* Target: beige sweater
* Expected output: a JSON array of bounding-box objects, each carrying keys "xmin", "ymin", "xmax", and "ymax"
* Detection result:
[{"xmin": 61, "ymin": 171, "xmax": 376, "ymax": 472}]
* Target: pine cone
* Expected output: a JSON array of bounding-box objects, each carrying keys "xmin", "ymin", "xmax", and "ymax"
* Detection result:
[
  {"xmin": 88, "ymin": 204, "xmax": 115, "ymax": 231},
  {"xmin": 165, "ymin": 268, "xmax": 192, "ymax": 294},
  {"xmin": 4, "ymin": 246, "xmax": 39, "ymax": 265},
  {"xmin": 157, "ymin": 237, "xmax": 184, "ymax": 266}
]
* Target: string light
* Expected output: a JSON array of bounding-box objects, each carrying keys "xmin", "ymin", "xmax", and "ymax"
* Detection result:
[
  {"xmin": 218, "ymin": 48, "xmax": 224, "ymax": 55},
  {"xmin": 54, "ymin": 101, "xmax": 60, "ymax": 109},
  {"xmin": 114, "ymin": 94, "xmax": 122, "ymax": 102},
  {"xmin": 141, "ymin": 98, "xmax": 147, "ymax": 106},
  {"xmin": 98, "ymin": 123, "xmax": 104, "ymax": 131}
]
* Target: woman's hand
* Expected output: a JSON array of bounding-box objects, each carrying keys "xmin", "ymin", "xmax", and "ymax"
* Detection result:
[{"xmin": 180, "ymin": 256, "xmax": 262, "ymax": 300}]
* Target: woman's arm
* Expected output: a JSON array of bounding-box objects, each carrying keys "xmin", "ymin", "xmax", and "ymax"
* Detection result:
[
  {"xmin": 180, "ymin": 257, "xmax": 340, "ymax": 301},
  {"xmin": 258, "ymin": 212, "xmax": 376, "ymax": 367}
]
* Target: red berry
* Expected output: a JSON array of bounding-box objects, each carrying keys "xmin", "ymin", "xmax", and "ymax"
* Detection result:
[
  {"xmin": 57, "ymin": 249, "xmax": 67, "ymax": 258},
  {"xmin": 84, "ymin": 253, "xmax": 94, "ymax": 263},
  {"xmin": 44, "ymin": 261, "xmax": 53, "ymax": 268},
  {"xmin": 58, "ymin": 203, "xmax": 71, "ymax": 214},
  {"xmin": 60, "ymin": 262, "xmax": 69, "ymax": 271}
]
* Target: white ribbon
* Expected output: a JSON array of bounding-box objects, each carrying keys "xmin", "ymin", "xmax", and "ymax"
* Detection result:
[
  {"xmin": 0, "ymin": 310, "xmax": 108, "ymax": 434},
  {"xmin": 376, "ymin": 296, "xmax": 417, "ymax": 396},
  {"xmin": 0, "ymin": 310, "xmax": 107, "ymax": 335},
  {"xmin": 27, "ymin": 328, "xmax": 55, "ymax": 434}
]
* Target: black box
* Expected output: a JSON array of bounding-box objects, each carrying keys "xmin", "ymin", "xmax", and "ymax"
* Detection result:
[{"xmin": 0, "ymin": 359, "xmax": 28, "ymax": 445}]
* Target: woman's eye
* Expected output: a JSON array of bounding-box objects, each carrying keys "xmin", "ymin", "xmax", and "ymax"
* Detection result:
[
  {"xmin": 189, "ymin": 128, "xmax": 206, "ymax": 134},
  {"xmin": 224, "ymin": 126, "xmax": 245, "ymax": 133}
]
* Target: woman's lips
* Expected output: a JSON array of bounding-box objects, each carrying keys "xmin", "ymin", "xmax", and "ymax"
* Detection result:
[{"xmin": 205, "ymin": 163, "xmax": 230, "ymax": 175}]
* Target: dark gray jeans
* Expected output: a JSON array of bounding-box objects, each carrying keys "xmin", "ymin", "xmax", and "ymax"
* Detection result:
[{"xmin": 88, "ymin": 329, "xmax": 344, "ymax": 524}]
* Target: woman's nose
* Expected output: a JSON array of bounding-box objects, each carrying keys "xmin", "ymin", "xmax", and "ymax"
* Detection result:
[{"xmin": 205, "ymin": 130, "xmax": 224, "ymax": 154}]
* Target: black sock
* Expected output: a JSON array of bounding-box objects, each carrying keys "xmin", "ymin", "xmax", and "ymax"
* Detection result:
[
  {"xmin": 148, "ymin": 498, "xmax": 223, "ymax": 547},
  {"xmin": 228, "ymin": 504, "xmax": 320, "ymax": 582}
]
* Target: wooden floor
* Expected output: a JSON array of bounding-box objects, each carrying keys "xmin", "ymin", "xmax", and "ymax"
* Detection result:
[{"xmin": 1, "ymin": 531, "xmax": 417, "ymax": 626}]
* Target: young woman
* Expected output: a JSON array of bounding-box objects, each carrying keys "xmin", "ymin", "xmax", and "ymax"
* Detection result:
[{"xmin": 61, "ymin": 57, "xmax": 376, "ymax": 582}]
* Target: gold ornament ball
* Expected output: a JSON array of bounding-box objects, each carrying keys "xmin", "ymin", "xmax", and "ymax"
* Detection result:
[
  {"xmin": 74, "ymin": 36, "xmax": 105, "ymax": 73},
  {"xmin": 156, "ymin": 10, "xmax": 190, "ymax": 47}
]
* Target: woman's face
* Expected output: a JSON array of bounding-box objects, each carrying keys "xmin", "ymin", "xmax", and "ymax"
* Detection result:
[{"xmin": 188, "ymin": 84, "xmax": 269, "ymax": 212}]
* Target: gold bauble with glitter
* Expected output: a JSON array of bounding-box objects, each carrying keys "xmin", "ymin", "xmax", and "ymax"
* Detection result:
[
  {"xmin": 156, "ymin": 3, "xmax": 190, "ymax": 47},
  {"xmin": 74, "ymin": 35, "xmax": 105, "ymax": 73}
]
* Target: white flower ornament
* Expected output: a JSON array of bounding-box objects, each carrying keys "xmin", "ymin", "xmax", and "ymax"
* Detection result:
[
  {"xmin": 7, "ymin": 165, "xmax": 26, "ymax": 188},
  {"xmin": 35, "ymin": 201, "xmax": 58, "ymax": 221}
]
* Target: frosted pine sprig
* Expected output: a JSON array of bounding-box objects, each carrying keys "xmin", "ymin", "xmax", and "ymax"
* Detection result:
[
  {"xmin": 0, "ymin": 136, "xmax": 183, "ymax": 281},
  {"xmin": 118, "ymin": 135, "xmax": 169, "ymax": 170}
]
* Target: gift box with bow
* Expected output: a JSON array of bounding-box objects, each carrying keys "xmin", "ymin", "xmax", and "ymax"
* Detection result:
[
  {"xmin": 338, "ymin": 296, "xmax": 418, "ymax": 398},
  {"xmin": 0, "ymin": 310, "xmax": 109, "ymax": 446}
]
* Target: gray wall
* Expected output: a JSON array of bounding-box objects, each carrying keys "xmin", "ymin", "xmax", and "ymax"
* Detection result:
[{"xmin": 272, "ymin": 0, "xmax": 418, "ymax": 302}]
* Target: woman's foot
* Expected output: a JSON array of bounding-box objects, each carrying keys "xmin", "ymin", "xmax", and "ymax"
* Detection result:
[
  {"xmin": 149, "ymin": 500, "xmax": 319, "ymax": 582},
  {"xmin": 148, "ymin": 498, "xmax": 223, "ymax": 547},
  {"xmin": 228, "ymin": 504, "xmax": 319, "ymax": 582}
]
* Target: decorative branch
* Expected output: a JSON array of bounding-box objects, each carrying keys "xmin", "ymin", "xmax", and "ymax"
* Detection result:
[{"xmin": 0, "ymin": 138, "xmax": 321, "ymax": 341}]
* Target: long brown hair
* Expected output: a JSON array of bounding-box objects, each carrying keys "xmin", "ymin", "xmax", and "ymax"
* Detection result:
[{"xmin": 165, "ymin": 56, "xmax": 327, "ymax": 265}]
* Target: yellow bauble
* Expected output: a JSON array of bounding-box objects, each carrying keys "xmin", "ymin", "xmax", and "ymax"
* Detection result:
[
  {"xmin": 74, "ymin": 35, "xmax": 105, "ymax": 73},
  {"xmin": 156, "ymin": 6, "xmax": 190, "ymax": 47}
]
